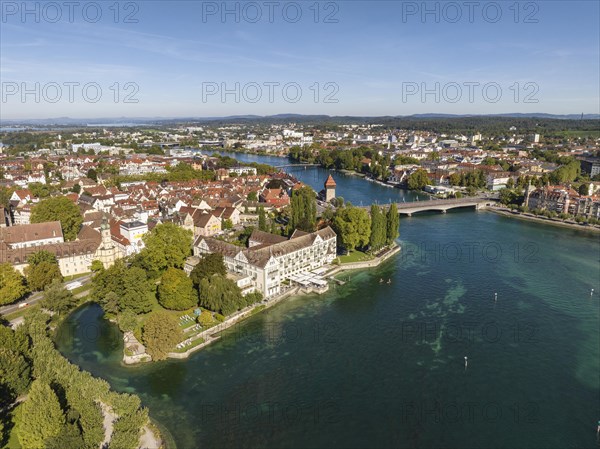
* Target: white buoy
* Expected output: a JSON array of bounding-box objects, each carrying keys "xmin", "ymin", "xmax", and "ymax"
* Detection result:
[
  {"xmin": 494, "ymin": 292, "xmax": 497, "ymax": 302},
  {"xmin": 591, "ymin": 288, "xmax": 595, "ymax": 296},
  {"xmin": 464, "ymin": 356, "xmax": 468, "ymax": 368}
]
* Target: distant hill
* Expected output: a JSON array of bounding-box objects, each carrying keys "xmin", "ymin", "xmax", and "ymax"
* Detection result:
[{"xmin": 2, "ymin": 112, "xmax": 598, "ymax": 127}]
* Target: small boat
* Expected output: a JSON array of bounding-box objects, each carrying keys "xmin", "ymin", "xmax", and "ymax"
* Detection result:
[
  {"xmin": 379, "ymin": 278, "xmax": 384, "ymax": 283},
  {"xmin": 387, "ymin": 279, "xmax": 392, "ymax": 284}
]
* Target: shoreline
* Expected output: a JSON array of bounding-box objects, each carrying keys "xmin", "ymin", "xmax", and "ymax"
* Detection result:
[
  {"xmin": 121, "ymin": 243, "xmax": 402, "ymax": 363},
  {"xmin": 485, "ymin": 206, "xmax": 600, "ymax": 233}
]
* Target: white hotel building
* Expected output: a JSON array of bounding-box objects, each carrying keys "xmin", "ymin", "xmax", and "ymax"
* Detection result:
[{"xmin": 188, "ymin": 227, "xmax": 337, "ymax": 297}]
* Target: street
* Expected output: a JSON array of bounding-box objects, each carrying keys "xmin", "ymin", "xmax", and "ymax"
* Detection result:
[{"xmin": 0, "ymin": 274, "xmax": 93, "ymax": 316}]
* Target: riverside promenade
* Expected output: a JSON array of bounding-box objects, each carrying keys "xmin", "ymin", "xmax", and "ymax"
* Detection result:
[
  {"xmin": 327, "ymin": 243, "xmax": 401, "ymax": 275},
  {"xmin": 165, "ymin": 286, "xmax": 302, "ymax": 359}
]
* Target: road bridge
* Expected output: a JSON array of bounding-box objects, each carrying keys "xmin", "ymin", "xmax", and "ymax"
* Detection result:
[{"xmin": 359, "ymin": 197, "xmax": 498, "ymax": 216}]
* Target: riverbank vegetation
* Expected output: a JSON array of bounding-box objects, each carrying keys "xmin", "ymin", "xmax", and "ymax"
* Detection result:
[
  {"xmin": 289, "ymin": 145, "xmax": 392, "ymax": 180},
  {"xmin": 0, "ymin": 310, "xmax": 151, "ymax": 449},
  {"xmin": 326, "ymin": 202, "xmax": 399, "ymax": 254},
  {"xmin": 90, "ymin": 222, "xmax": 263, "ymax": 361}
]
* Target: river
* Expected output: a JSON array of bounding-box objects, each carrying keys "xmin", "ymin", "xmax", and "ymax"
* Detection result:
[
  {"xmin": 210, "ymin": 151, "xmax": 429, "ymax": 205},
  {"xmin": 56, "ymin": 153, "xmax": 600, "ymax": 449}
]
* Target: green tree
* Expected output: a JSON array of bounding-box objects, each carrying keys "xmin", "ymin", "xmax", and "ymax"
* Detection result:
[
  {"xmin": 92, "ymin": 260, "xmax": 126, "ymax": 305},
  {"xmin": 247, "ymin": 191, "xmax": 258, "ymax": 201},
  {"xmin": 190, "ymin": 253, "xmax": 226, "ymax": 286},
  {"xmin": 90, "ymin": 260, "xmax": 104, "ymax": 272},
  {"xmin": 44, "ymin": 423, "xmax": 85, "ymax": 449},
  {"xmin": 222, "ymin": 219, "xmax": 233, "ymax": 230},
  {"xmin": 578, "ymin": 183, "xmax": 589, "ymax": 196},
  {"xmin": 70, "ymin": 183, "xmax": 81, "ymax": 194},
  {"xmin": 117, "ymin": 309, "xmax": 139, "ymax": 332},
  {"xmin": 17, "ymin": 380, "xmax": 64, "ymax": 449},
  {"xmin": 0, "ymin": 325, "xmax": 30, "ymax": 355},
  {"xmin": 0, "ymin": 263, "xmax": 28, "ymax": 305},
  {"xmin": 41, "ymin": 279, "xmax": 78, "ymax": 315},
  {"xmin": 407, "ymin": 169, "xmax": 429, "ymax": 190},
  {"xmin": 26, "ymin": 250, "xmax": 57, "ymax": 266},
  {"xmin": 136, "ymin": 223, "xmax": 192, "ymax": 277},
  {"xmin": 332, "ymin": 206, "xmax": 371, "ymax": 252},
  {"xmin": 198, "ymin": 275, "xmax": 244, "ymax": 315},
  {"xmin": 86, "ymin": 168, "xmax": 97, "ymax": 182},
  {"xmin": 158, "ymin": 268, "xmax": 197, "ymax": 311},
  {"xmin": 290, "ymin": 186, "xmax": 317, "ymax": 232},
  {"xmin": 30, "ymin": 196, "xmax": 83, "ymax": 241},
  {"xmin": 0, "ymin": 348, "xmax": 31, "ymax": 396},
  {"xmin": 27, "ymin": 182, "xmax": 51, "ymax": 199},
  {"xmin": 258, "ymin": 206, "xmax": 267, "ymax": 231},
  {"xmin": 549, "ymin": 160, "xmax": 581, "ymax": 184},
  {"xmin": 93, "ymin": 261, "xmax": 154, "ymax": 314},
  {"xmin": 120, "ymin": 267, "xmax": 154, "ymax": 314},
  {"xmin": 25, "ymin": 261, "xmax": 62, "ymax": 292},
  {"xmin": 65, "ymin": 387, "xmax": 104, "ymax": 449},
  {"xmin": 386, "ymin": 203, "xmax": 400, "ymax": 245},
  {"xmin": 369, "ymin": 205, "xmax": 386, "ymax": 251},
  {"xmin": 142, "ymin": 311, "xmax": 183, "ymax": 361}
]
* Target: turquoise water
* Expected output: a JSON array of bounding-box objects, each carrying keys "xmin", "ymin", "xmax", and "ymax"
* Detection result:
[{"xmin": 56, "ymin": 209, "xmax": 600, "ymax": 449}]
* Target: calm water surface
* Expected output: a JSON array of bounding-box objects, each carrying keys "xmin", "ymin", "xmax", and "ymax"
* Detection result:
[{"xmin": 56, "ymin": 158, "xmax": 600, "ymax": 449}]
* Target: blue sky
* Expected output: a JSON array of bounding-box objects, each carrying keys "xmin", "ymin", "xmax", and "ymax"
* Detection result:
[{"xmin": 1, "ymin": 1, "xmax": 599, "ymax": 119}]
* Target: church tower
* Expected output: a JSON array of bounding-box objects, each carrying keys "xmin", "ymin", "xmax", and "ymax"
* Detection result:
[{"xmin": 97, "ymin": 214, "xmax": 117, "ymax": 268}]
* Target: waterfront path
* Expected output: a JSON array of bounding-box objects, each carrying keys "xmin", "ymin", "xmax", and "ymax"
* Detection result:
[{"xmin": 166, "ymin": 286, "xmax": 302, "ymax": 359}]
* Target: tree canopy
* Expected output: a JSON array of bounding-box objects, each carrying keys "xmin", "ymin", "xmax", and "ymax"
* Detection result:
[
  {"xmin": 0, "ymin": 263, "xmax": 28, "ymax": 305},
  {"xmin": 30, "ymin": 196, "xmax": 83, "ymax": 241},
  {"xmin": 26, "ymin": 250, "xmax": 57, "ymax": 266},
  {"xmin": 333, "ymin": 206, "xmax": 371, "ymax": 252},
  {"xmin": 41, "ymin": 279, "xmax": 79, "ymax": 315},
  {"xmin": 290, "ymin": 186, "xmax": 317, "ymax": 233},
  {"xmin": 17, "ymin": 380, "xmax": 65, "ymax": 449},
  {"xmin": 135, "ymin": 222, "xmax": 193, "ymax": 277},
  {"xmin": 25, "ymin": 260, "xmax": 62, "ymax": 292},
  {"xmin": 369, "ymin": 205, "xmax": 386, "ymax": 251},
  {"xmin": 92, "ymin": 261, "xmax": 154, "ymax": 315},
  {"xmin": 407, "ymin": 169, "xmax": 430, "ymax": 190},
  {"xmin": 189, "ymin": 253, "xmax": 226, "ymax": 286},
  {"xmin": 158, "ymin": 268, "xmax": 197, "ymax": 311},
  {"xmin": 198, "ymin": 275, "xmax": 244, "ymax": 316},
  {"xmin": 142, "ymin": 311, "xmax": 183, "ymax": 361},
  {"xmin": 386, "ymin": 203, "xmax": 400, "ymax": 245}
]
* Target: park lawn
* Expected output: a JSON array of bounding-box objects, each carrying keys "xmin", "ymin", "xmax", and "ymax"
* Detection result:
[
  {"xmin": 337, "ymin": 251, "xmax": 374, "ymax": 264},
  {"xmin": 172, "ymin": 336, "xmax": 206, "ymax": 353},
  {"xmin": 131, "ymin": 304, "xmax": 200, "ymax": 341}
]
